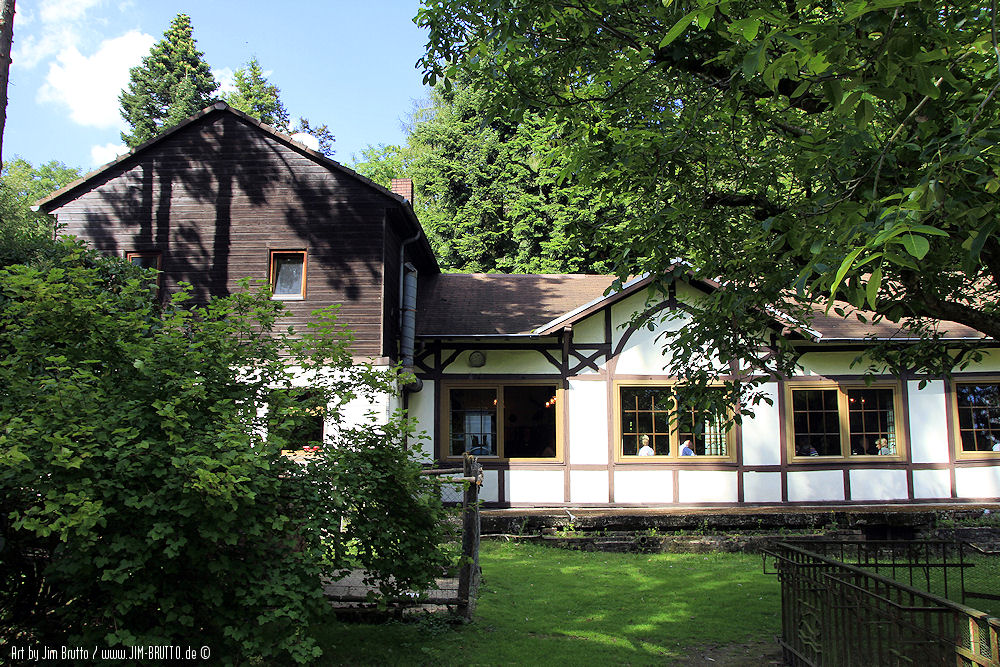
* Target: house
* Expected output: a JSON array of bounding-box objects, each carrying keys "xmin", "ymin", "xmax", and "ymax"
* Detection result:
[{"xmin": 36, "ymin": 103, "xmax": 1000, "ymax": 508}]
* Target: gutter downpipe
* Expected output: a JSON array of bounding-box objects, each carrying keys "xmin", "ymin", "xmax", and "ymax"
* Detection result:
[{"xmin": 399, "ymin": 230, "xmax": 423, "ymax": 394}]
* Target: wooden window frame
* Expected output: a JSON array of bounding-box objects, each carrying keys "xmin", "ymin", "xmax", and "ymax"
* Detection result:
[
  {"xmin": 269, "ymin": 250, "xmax": 307, "ymax": 300},
  {"xmin": 441, "ymin": 380, "xmax": 563, "ymax": 462},
  {"xmin": 950, "ymin": 378, "xmax": 1000, "ymax": 460},
  {"xmin": 786, "ymin": 381, "xmax": 906, "ymax": 462},
  {"xmin": 613, "ymin": 381, "xmax": 736, "ymax": 463}
]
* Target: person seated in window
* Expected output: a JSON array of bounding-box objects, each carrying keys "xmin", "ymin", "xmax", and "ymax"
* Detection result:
[
  {"xmin": 637, "ymin": 435, "xmax": 654, "ymax": 456},
  {"xmin": 877, "ymin": 437, "xmax": 891, "ymax": 456},
  {"xmin": 680, "ymin": 439, "xmax": 695, "ymax": 456}
]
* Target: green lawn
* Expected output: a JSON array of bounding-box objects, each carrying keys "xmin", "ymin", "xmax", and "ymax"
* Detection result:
[{"xmin": 312, "ymin": 540, "xmax": 781, "ymax": 666}]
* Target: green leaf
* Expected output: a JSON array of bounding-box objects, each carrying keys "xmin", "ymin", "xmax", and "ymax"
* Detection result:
[
  {"xmin": 742, "ymin": 18, "xmax": 760, "ymax": 41},
  {"xmin": 866, "ymin": 267, "xmax": 882, "ymax": 309},
  {"xmin": 901, "ymin": 234, "xmax": 930, "ymax": 259},
  {"xmin": 743, "ymin": 42, "xmax": 766, "ymax": 79},
  {"xmin": 828, "ymin": 247, "xmax": 863, "ymax": 305},
  {"xmin": 659, "ymin": 11, "xmax": 698, "ymax": 49},
  {"xmin": 855, "ymin": 98, "xmax": 874, "ymax": 130}
]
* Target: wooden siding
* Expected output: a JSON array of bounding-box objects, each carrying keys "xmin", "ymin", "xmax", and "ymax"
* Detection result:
[{"xmin": 52, "ymin": 113, "xmax": 395, "ymax": 357}]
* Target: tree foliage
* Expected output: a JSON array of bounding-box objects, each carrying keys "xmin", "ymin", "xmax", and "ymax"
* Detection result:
[
  {"xmin": 0, "ymin": 158, "xmax": 81, "ymax": 265},
  {"xmin": 223, "ymin": 56, "xmax": 291, "ymax": 129},
  {"xmin": 120, "ymin": 14, "xmax": 219, "ymax": 148},
  {"xmin": 417, "ymin": 0, "xmax": 1000, "ymax": 403},
  {"xmin": 353, "ymin": 79, "xmax": 629, "ymax": 273},
  {"xmin": 222, "ymin": 56, "xmax": 336, "ymax": 156},
  {"xmin": 0, "ymin": 244, "xmax": 450, "ymax": 661}
]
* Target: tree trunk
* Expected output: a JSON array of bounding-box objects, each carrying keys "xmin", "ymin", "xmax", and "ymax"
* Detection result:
[{"xmin": 0, "ymin": 0, "xmax": 16, "ymax": 164}]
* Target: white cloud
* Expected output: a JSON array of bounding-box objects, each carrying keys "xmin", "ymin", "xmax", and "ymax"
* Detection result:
[
  {"xmin": 214, "ymin": 67, "xmax": 236, "ymax": 96},
  {"xmin": 91, "ymin": 142, "xmax": 128, "ymax": 166},
  {"xmin": 41, "ymin": 0, "xmax": 103, "ymax": 23},
  {"xmin": 38, "ymin": 30, "xmax": 155, "ymax": 128},
  {"xmin": 13, "ymin": 0, "xmax": 105, "ymax": 68}
]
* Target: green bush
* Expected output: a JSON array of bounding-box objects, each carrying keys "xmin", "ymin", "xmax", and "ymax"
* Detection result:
[{"xmin": 0, "ymin": 248, "xmax": 449, "ymax": 663}]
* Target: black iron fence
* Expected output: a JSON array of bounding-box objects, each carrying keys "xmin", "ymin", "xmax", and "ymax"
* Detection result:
[{"xmin": 763, "ymin": 541, "xmax": 999, "ymax": 666}]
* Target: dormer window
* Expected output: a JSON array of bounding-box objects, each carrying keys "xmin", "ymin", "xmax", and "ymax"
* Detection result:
[{"xmin": 270, "ymin": 250, "xmax": 306, "ymax": 299}]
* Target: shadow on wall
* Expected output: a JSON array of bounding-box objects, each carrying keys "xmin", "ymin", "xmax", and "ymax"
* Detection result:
[{"xmin": 79, "ymin": 112, "xmax": 381, "ymax": 304}]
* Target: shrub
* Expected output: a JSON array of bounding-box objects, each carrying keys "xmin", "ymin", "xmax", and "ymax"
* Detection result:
[{"xmin": 0, "ymin": 248, "xmax": 448, "ymax": 663}]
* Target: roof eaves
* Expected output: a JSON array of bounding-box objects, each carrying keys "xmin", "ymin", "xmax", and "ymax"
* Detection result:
[{"xmin": 34, "ymin": 103, "xmax": 228, "ymax": 213}]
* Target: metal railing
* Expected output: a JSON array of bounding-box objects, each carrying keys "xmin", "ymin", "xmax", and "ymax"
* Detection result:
[{"xmin": 764, "ymin": 541, "xmax": 999, "ymax": 666}]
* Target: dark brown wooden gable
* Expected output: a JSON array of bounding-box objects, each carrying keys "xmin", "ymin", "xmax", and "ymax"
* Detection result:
[{"xmin": 49, "ymin": 110, "xmax": 398, "ymax": 358}]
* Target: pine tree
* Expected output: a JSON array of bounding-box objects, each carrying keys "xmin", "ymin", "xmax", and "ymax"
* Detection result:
[
  {"xmin": 224, "ymin": 57, "xmax": 334, "ymax": 156},
  {"xmin": 119, "ymin": 14, "xmax": 218, "ymax": 148},
  {"xmin": 224, "ymin": 57, "xmax": 290, "ymax": 130}
]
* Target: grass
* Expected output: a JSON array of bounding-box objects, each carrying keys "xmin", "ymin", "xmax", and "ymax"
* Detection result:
[{"xmin": 311, "ymin": 540, "xmax": 781, "ymax": 666}]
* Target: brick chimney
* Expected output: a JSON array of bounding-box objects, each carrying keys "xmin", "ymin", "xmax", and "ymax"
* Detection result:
[{"xmin": 390, "ymin": 178, "xmax": 414, "ymax": 204}]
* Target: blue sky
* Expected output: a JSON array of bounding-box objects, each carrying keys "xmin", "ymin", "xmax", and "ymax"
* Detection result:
[{"xmin": 5, "ymin": 0, "xmax": 432, "ymax": 170}]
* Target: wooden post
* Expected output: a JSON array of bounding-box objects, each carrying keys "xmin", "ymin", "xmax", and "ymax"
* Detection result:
[{"xmin": 456, "ymin": 453, "xmax": 481, "ymax": 620}]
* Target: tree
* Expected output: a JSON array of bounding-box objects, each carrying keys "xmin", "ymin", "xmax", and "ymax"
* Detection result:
[
  {"xmin": 0, "ymin": 158, "xmax": 81, "ymax": 265},
  {"xmin": 0, "ymin": 0, "xmax": 14, "ymax": 162},
  {"xmin": 417, "ymin": 0, "xmax": 1000, "ymax": 409},
  {"xmin": 119, "ymin": 14, "xmax": 218, "ymax": 148},
  {"xmin": 0, "ymin": 245, "xmax": 450, "ymax": 660},
  {"xmin": 224, "ymin": 57, "xmax": 335, "ymax": 156},
  {"xmin": 353, "ymin": 79, "xmax": 630, "ymax": 273},
  {"xmin": 224, "ymin": 56, "xmax": 290, "ymax": 130}
]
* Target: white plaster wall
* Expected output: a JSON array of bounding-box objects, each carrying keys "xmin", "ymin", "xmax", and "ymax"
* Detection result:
[
  {"xmin": 743, "ymin": 472, "xmax": 783, "ymax": 503},
  {"xmin": 609, "ymin": 291, "xmax": 693, "ymax": 374},
  {"xmin": 955, "ymin": 466, "xmax": 1000, "ymax": 500},
  {"xmin": 613, "ymin": 470, "xmax": 673, "ymax": 503},
  {"xmin": 570, "ymin": 470, "xmax": 610, "ymax": 503},
  {"xmin": 405, "ymin": 380, "xmax": 435, "ymax": 463},
  {"xmin": 951, "ymin": 348, "xmax": 1000, "ymax": 372},
  {"xmin": 796, "ymin": 352, "xmax": 884, "ymax": 376},
  {"xmin": 913, "ymin": 469, "xmax": 952, "ymax": 499},
  {"xmin": 741, "ymin": 383, "xmax": 782, "ymax": 466},
  {"xmin": 506, "ymin": 470, "xmax": 565, "ymax": 504},
  {"xmin": 678, "ymin": 470, "xmax": 738, "ymax": 503},
  {"xmin": 787, "ymin": 470, "xmax": 846, "ymax": 502},
  {"xmin": 908, "ymin": 380, "xmax": 950, "ymax": 464},
  {"xmin": 480, "ymin": 469, "xmax": 500, "ymax": 503},
  {"xmin": 572, "ymin": 311, "xmax": 606, "ymax": 344},
  {"xmin": 444, "ymin": 349, "xmax": 557, "ymax": 374},
  {"xmin": 849, "ymin": 469, "xmax": 909, "ymax": 501},
  {"xmin": 282, "ymin": 364, "xmax": 396, "ymax": 436},
  {"xmin": 568, "ymin": 380, "xmax": 609, "ymax": 465}
]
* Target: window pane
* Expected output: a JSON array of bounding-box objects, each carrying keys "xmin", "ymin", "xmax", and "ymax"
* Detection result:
[
  {"xmin": 268, "ymin": 388, "xmax": 325, "ymax": 451},
  {"xmin": 676, "ymin": 394, "xmax": 729, "ymax": 456},
  {"xmin": 847, "ymin": 388, "xmax": 896, "ymax": 455},
  {"xmin": 504, "ymin": 386, "xmax": 557, "ymax": 458},
  {"xmin": 272, "ymin": 253, "xmax": 304, "ymax": 296},
  {"xmin": 791, "ymin": 389, "xmax": 841, "ymax": 456},
  {"xmin": 620, "ymin": 386, "xmax": 672, "ymax": 457},
  {"xmin": 450, "ymin": 388, "xmax": 497, "ymax": 456},
  {"xmin": 955, "ymin": 383, "xmax": 1000, "ymax": 452},
  {"xmin": 128, "ymin": 253, "xmax": 159, "ymax": 269}
]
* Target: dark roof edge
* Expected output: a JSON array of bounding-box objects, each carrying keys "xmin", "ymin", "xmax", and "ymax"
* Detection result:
[{"xmin": 33, "ymin": 103, "xmax": 439, "ymax": 273}]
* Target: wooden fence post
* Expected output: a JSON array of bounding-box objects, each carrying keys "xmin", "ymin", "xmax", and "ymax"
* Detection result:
[{"xmin": 456, "ymin": 453, "xmax": 482, "ymax": 620}]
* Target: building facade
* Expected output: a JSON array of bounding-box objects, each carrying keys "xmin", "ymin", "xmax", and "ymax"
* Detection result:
[{"xmin": 37, "ymin": 104, "xmax": 1000, "ymax": 508}]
